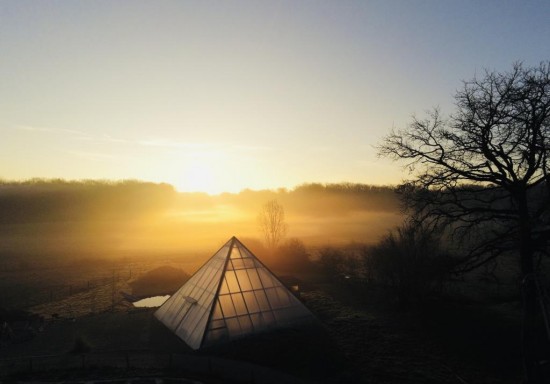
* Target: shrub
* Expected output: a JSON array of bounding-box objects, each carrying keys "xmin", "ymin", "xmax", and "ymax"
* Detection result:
[
  {"xmin": 317, "ymin": 247, "xmax": 346, "ymax": 279},
  {"xmin": 363, "ymin": 221, "xmax": 455, "ymax": 306},
  {"xmin": 276, "ymin": 238, "xmax": 312, "ymax": 272}
]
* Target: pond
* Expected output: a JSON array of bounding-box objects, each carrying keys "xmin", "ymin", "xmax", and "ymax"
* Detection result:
[{"xmin": 132, "ymin": 295, "xmax": 170, "ymax": 308}]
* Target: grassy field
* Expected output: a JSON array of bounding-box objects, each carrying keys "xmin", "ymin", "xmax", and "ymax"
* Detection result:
[{"xmin": 0, "ymin": 258, "xmax": 524, "ymax": 383}]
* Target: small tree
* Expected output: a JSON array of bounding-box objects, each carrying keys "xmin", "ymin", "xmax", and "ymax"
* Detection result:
[{"xmin": 258, "ymin": 199, "xmax": 288, "ymax": 252}]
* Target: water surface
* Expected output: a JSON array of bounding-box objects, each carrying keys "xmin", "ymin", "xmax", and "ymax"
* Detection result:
[{"xmin": 133, "ymin": 295, "xmax": 170, "ymax": 308}]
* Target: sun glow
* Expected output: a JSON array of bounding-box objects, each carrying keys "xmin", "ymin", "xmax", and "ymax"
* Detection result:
[{"xmin": 179, "ymin": 162, "xmax": 218, "ymax": 194}]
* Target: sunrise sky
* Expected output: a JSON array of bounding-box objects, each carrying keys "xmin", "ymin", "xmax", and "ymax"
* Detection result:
[{"xmin": 1, "ymin": 1, "xmax": 549, "ymax": 193}]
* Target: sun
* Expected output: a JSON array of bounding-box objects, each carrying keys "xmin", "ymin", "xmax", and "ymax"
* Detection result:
[{"xmin": 178, "ymin": 162, "xmax": 218, "ymax": 194}]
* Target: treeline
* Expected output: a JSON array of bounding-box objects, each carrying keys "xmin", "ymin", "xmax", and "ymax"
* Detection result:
[
  {"xmin": 0, "ymin": 179, "xmax": 400, "ymax": 224},
  {"xmin": 0, "ymin": 179, "xmax": 177, "ymax": 224},
  {"xmin": 0, "ymin": 179, "xmax": 402, "ymax": 258},
  {"xmin": 181, "ymin": 182, "xmax": 400, "ymax": 218}
]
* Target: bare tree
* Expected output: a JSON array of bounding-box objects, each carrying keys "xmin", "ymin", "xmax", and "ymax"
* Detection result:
[
  {"xmin": 258, "ymin": 199, "xmax": 288, "ymax": 252},
  {"xmin": 379, "ymin": 62, "xmax": 550, "ymax": 383}
]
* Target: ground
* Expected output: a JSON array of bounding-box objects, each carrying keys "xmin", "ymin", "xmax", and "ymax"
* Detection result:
[{"xmin": 1, "ymin": 266, "xmax": 524, "ymax": 383}]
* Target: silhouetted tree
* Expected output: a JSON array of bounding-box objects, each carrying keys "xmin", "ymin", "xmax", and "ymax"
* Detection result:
[
  {"xmin": 379, "ymin": 62, "xmax": 550, "ymax": 383},
  {"xmin": 258, "ymin": 199, "xmax": 288, "ymax": 252}
]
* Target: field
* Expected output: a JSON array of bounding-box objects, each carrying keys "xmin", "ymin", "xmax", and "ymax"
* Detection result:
[
  {"xmin": 0, "ymin": 182, "xmax": 531, "ymax": 382},
  {"xmin": 0, "ymin": 255, "xmax": 524, "ymax": 384}
]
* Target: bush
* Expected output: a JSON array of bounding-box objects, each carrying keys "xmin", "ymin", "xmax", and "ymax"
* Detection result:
[
  {"xmin": 363, "ymin": 222, "xmax": 455, "ymax": 306},
  {"xmin": 275, "ymin": 238, "xmax": 312, "ymax": 272},
  {"xmin": 317, "ymin": 247, "xmax": 346, "ymax": 279}
]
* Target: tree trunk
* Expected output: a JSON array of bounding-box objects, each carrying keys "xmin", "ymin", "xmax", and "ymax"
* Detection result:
[
  {"xmin": 518, "ymin": 192, "xmax": 540, "ymax": 383},
  {"xmin": 521, "ymin": 248, "xmax": 539, "ymax": 383}
]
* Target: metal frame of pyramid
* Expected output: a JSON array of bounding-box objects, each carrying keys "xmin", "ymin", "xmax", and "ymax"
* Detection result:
[{"xmin": 154, "ymin": 236, "xmax": 316, "ymax": 350}]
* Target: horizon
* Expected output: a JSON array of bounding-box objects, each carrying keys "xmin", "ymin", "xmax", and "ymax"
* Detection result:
[{"xmin": 0, "ymin": 176, "xmax": 400, "ymax": 195}]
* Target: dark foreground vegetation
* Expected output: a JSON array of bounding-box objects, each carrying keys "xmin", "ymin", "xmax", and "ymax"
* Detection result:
[
  {"xmin": 0, "ymin": 176, "xmax": 545, "ymax": 383},
  {"xmin": 0, "ymin": 242, "xmax": 532, "ymax": 383}
]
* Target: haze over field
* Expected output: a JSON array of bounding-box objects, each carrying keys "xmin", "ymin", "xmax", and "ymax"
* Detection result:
[{"xmin": 0, "ymin": 180, "xmax": 402, "ymax": 262}]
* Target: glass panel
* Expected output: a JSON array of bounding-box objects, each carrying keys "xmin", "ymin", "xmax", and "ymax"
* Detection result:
[
  {"xmin": 225, "ymin": 317, "xmax": 241, "ymax": 335},
  {"xmin": 231, "ymin": 293, "xmax": 248, "ymax": 316},
  {"xmin": 173, "ymin": 301, "xmax": 192, "ymax": 323},
  {"xmin": 196, "ymin": 267, "xmax": 212, "ymax": 286},
  {"xmin": 257, "ymin": 268, "xmax": 276, "ymax": 288},
  {"xmin": 239, "ymin": 246, "xmax": 253, "ymax": 259},
  {"xmin": 231, "ymin": 259, "xmax": 252, "ymax": 270},
  {"xmin": 243, "ymin": 291, "xmax": 260, "ymax": 313},
  {"xmin": 183, "ymin": 306, "xmax": 201, "ymax": 332},
  {"xmin": 160, "ymin": 294, "xmax": 185, "ymax": 326},
  {"xmin": 230, "ymin": 259, "xmax": 242, "ymax": 270},
  {"xmin": 212, "ymin": 301, "xmax": 223, "ymax": 320},
  {"xmin": 205, "ymin": 328, "xmax": 228, "ymax": 344},
  {"xmin": 190, "ymin": 311, "xmax": 211, "ymax": 343},
  {"xmin": 250, "ymin": 313, "xmax": 263, "ymax": 331},
  {"xmin": 212, "ymin": 243, "xmax": 230, "ymax": 261},
  {"xmin": 235, "ymin": 269, "xmax": 253, "ymax": 291},
  {"xmin": 219, "ymin": 294, "xmax": 236, "ymax": 318},
  {"xmin": 209, "ymin": 319, "xmax": 226, "ymax": 330},
  {"xmin": 235, "ymin": 245, "xmax": 245, "ymax": 258},
  {"xmin": 261, "ymin": 311, "xmax": 276, "ymax": 326},
  {"xmin": 225, "ymin": 271, "xmax": 241, "ymax": 293},
  {"xmin": 219, "ymin": 278, "xmax": 229, "ymax": 294},
  {"xmin": 231, "ymin": 259, "xmax": 256, "ymax": 269},
  {"xmin": 265, "ymin": 287, "xmax": 283, "ymax": 309},
  {"xmin": 238, "ymin": 315, "xmax": 253, "ymax": 333},
  {"xmin": 254, "ymin": 290, "xmax": 271, "ymax": 311},
  {"xmin": 253, "ymin": 259, "xmax": 264, "ymax": 268},
  {"xmin": 246, "ymin": 269, "xmax": 262, "ymax": 289},
  {"xmin": 273, "ymin": 307, "xmax": 294, "ymax": 323},
  {"xmin": 276, "ymin": 287, "xmax": 291, "ymax": 307},
  {"xmin": 229, "ymin": 245, "xmax": 242, "ymax": 259}
]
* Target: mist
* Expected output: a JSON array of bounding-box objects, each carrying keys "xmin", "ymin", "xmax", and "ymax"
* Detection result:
[{"xmin": 0, "ymin": 179, "xmax": 402, "ymax": 266}]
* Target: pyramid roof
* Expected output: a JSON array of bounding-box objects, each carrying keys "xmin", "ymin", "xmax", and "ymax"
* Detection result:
[{"xmin": 154, "ymin": 236, "xmax": 316, "ymax": 349}]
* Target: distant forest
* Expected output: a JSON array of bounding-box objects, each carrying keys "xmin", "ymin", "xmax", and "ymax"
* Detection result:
[
  {"xmin": 0, "ymin": 179, "xmax": 402, "ymax": 260},
  {"xmin": 0, "ymin": 179, "xmax": 399, "ymax": 222}
]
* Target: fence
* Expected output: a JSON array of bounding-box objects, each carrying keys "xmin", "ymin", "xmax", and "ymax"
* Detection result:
[{"xmin": 0, "ymin": 351, "xmax": 306, "ymax": 384}]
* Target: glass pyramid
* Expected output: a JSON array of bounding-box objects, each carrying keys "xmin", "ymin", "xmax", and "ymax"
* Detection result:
[{"xmin": 154, "ymin": 236, "xmax": 316, "ymax": 349}]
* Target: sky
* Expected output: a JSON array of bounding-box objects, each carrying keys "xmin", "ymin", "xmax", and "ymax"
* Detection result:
[{"xmin": 1, "ymin": 1, "xmax": 549, "ymax": 194}]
